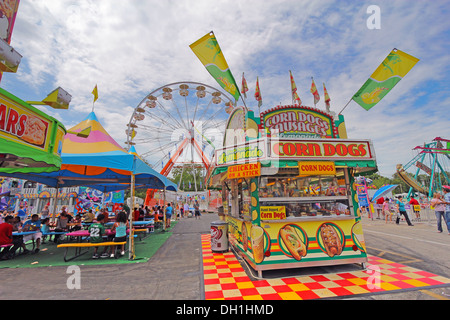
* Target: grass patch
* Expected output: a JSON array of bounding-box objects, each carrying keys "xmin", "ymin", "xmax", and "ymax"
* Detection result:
[{"xmin": 0, "ymin": 222, "xmax": 177, "ymax": 269}]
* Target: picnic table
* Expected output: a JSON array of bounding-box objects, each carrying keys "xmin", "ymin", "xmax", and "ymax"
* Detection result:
[
  {"xmin": 12, "ymin": 231, "xmax": 38, "ymax": 252},
  {"xmin": 59, "ymin": 229, "xmax": 134, "ymax": 262}
]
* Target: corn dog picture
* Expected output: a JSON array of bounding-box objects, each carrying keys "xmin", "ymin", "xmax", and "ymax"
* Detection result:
[
  {"xmin": 318, "ymin": 223, "xmax": 344, "ymax": 257},
  {"xmin": 278, "ymin": 224, "xmax": 308, "ymax": 261},
  {"xmin": 351, "ymin": 221, "xmax": 366, "ymax": 253}
]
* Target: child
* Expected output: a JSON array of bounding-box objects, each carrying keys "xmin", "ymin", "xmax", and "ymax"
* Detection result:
[
  {"xmin": 109, "ymin": 211, "xmax": 129, "ymax": 258},
  {"xmin": 88, "ymin": 214, "xmax": 108, "ymax": 259},
  {"xmin": 383, "ymin": 198, "xmax": 392, "ymax": 223},
  {"xmin": 40, "ymin": 218, "xmax": 50, "ymax": 233}
]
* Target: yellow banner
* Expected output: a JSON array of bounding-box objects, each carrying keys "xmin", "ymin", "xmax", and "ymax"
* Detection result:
[
  {"xmin": 298, "ymin": 161, "xmax": 336, "ymax": 175},
  {"xmin": 371, "ymin": 49, "xmax": 420, "ymax": 82},
  {"xmin": 190, "ymin": 32, "xmax": 240, "ymax": 100},
  {"xmin": 227, "ymin": 162, "xmax": 261, "ymax": 179},
  {"xmin": 260, "ymin": 206, "xmax": 286, "ymax": 220}
]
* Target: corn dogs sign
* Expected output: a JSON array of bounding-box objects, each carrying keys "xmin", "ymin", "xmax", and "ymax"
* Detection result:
[
  {"xmin": 260, "ymin": 206, "xmax": 286, "ymax": 220},
  {"xmin": 261, "ymin": 106, "xmax": 336, "ymax": 138},
  {"xmin": 271, "ymin": 139, "xmax": 375, "ymax": 161},
  {"xmin": 299, "ymin": 161, "xmax": 336, "ymax": 175}
]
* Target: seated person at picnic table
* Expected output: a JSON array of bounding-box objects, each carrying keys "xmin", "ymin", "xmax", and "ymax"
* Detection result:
[
  {"xmin": 40, "ymin": 218, "xmax": 51, "ymax": 237},
  {"xmin": 53, "ymin": 211, "xmax": 70, "ymax": 243},
  {"xmin": 22, "ymin": 214, "xmax": 43, "ymax": 253},
  {"xmin": 133, "ymin": 207, "xmax": 140, "ymax": 223},
  {"xmin": 88, "ymin": 213, "xmax": 108, "ymax": 259},
  {"xmin": 0, "ymin": 216, "xmax": 23, "ymax": 260},
  {"xmin": 82, "ymin": 209, "xmax": 95, "ymax": 223},
  {"xmin": 69, "ymin": 214, "xmax": 82, "ymax": 231},
  {"xmin": 11, "ymin": 216, "xmax": 29, "ymax": 254},
  {"xmin": 109, "ymin": 211, "xmax": 129, "ymax": 258}
]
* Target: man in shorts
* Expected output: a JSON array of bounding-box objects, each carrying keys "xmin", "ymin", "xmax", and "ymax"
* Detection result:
[{"xmin": 22, "ymin": 214, "xmax": 42, "ymax": 253}]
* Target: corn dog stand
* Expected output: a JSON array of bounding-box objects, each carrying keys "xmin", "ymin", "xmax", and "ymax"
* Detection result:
[{"xmin": 207, "ymin": 105, "xmax": 377, "ymax": 277}]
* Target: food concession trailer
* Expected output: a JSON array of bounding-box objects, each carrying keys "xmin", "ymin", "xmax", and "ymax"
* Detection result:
[{"xmin": 206, "ymin": 105, "xmax": 377, "ymax": 277}]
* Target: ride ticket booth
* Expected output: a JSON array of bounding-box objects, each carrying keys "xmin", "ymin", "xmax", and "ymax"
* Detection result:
[{"xmin": 207, "ymin": 105, "xmax": 377, "ymax": 277}]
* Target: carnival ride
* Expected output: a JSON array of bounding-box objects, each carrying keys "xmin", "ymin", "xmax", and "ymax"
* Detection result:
[
  {"xmin": 396, "ymin": 137, "xmax": 450, "ymax": 198},
  {"xmin": 125, "ymin": 81, "xmax": 235, "ymax": 202}
]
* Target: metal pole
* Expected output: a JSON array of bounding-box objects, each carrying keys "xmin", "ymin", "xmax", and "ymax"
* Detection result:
[
  {"xmin": 129, "ymin": 173, "xmax": 135, "ymax": 260},
  {"xmin": 52, "ymin": 183, "xmax": 59, "ymax": 223},
  {"xmin": 163, "ymin": 186, "xmax": 166, "ymax": 231},
  {"xmin": 338, "ymin": 98, "xmax": 352, "ymax": 115}
]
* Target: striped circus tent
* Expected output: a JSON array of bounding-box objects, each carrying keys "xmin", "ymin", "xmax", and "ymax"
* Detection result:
[{"xmin": 0, "ymin": 112, "xmax": 176, "ymax": 193}]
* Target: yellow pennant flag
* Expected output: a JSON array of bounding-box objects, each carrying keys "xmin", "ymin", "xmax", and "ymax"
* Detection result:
[
  {"xmin": 92, "ymin": 85, "xmax": 98, "ymax": 103},
  {"xmin": 352, "ymin": 49, "xmax": 419, "ymax": 111},
  {"xmin": 190, "ymin": 32, "xmax": 240, "ymax": 101}
]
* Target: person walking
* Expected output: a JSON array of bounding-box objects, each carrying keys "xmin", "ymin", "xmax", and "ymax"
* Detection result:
[
  {"xmin": 183, "ymin": 202, "xmax": 190, "ymax": 218},
  {"xmin": 395, "ymin": 196, "xmax": 414, "ymax": 226},
  {"xmin": 165, "ymin": 203, "xmax": 173, "ymax": 228},
  {"xmin": 409, "ymin": 195, "xmax": 420, "ymax": 221},
  {"xmin": 442, "ymin": 186, "xmax": 450, "ymax": 234},
  {"xmin": 194, "ymin": 200, "xmax": 201, "ymax": 220},
  {"xmin": 430, "ymin": 192, "xmax": 448, "ymax": 233},
  {"xmin": 383, "ymin": 198, "xmax": 393, "ymax": 223}
]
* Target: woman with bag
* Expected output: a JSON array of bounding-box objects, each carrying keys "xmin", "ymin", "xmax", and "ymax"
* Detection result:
[{"xmin": 430, "ymin": 192, "xmax": 447, "ymax": 233}]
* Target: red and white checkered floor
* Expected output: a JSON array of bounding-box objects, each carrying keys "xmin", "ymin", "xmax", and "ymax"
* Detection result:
[{"xmin": 201, "ymin": 234, "xmax": 450, "ymax": 300}]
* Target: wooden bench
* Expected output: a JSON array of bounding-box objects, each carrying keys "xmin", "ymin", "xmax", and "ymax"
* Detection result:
[
  {"xmin": 57, "ymin": 241, "xmax": 126, "ymax": 262},
  {"xmin": 133, "ymin": 228, "xmax": 149, "ymax": 241},
  {"xmin": 42, "ymin": 232, "xmax": 68, "ymax": 244},
  {"xmin": 0, "ymin": 244, "xmax": 14, "ymax": 259}
]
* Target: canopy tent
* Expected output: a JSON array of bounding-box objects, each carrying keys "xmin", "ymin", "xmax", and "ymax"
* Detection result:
[
  {"xmin": 372, "ymin": 184, "xmax": 398, "ymax": 202},
  {"xmin": 0, "ymin": 88, "xmax": 66, "ymax": 173},
  {"xmin": 0, "ymin": 112, "xmax": 177, "ymax": 192}
]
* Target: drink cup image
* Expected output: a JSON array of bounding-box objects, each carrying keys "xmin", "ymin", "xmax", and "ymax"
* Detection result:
[{"xmin": 251, "ymin": 225, "xmax": 265, "ymax": 264}]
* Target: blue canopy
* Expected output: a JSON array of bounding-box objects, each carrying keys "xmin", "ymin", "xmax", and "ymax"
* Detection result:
[
  {"xmin": 0, "ymin": 112, "xmax": 176, "ymax": 193},
  {"xmin": 372, "ymin": 185, "xmax": 398, "ymax": 202}
]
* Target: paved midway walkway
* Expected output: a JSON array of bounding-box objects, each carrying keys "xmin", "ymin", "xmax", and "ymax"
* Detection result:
[
  {"xmin": 1, "ymin": 212, "xmax": 449, "ymax": 301},
  {"xmin": 0, "ymin": 213, "xmax": 219, "ymax": 300}
]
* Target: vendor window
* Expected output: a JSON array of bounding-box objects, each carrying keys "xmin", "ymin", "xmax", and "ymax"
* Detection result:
[{"xmin": 258, "ymin": 168, "xmax": 348, "ymax": 198}]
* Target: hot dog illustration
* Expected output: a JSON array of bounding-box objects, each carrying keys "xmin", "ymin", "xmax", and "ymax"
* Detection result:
[
  {"xmin": 279, "ymin": 225, "xmax": 307, "ymax": 261},
  {"xmin": 320, "ymin": 224, "xmax": 343, "ymax": 257}
]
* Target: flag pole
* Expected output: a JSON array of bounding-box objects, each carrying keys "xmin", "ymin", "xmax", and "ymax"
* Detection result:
[
  {"xmin": 290, "ymin": 70, "xmax": 294, "ymax": 105},
  {"xmin": 338, "ymin": 98, "xmax": 352, "ymax": 115},
  {"xmin": 311, "ymin": 77, "xmax": 317, "ymax": 108}
]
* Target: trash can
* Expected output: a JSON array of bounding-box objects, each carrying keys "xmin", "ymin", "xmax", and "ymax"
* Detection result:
[{"xmin": 210, "ymin": 220, "xmax": 229, "ymax": 252}]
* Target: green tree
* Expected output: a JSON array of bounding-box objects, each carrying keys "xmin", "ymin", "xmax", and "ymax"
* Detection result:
[{"xmin": 171, "ymin": 166, "xmax": 206, "ymax": 191}]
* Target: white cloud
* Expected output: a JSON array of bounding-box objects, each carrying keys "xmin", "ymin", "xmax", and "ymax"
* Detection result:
[{"xmin": 1, "ymin": 0, "xmax": 449, "ymax": 177}]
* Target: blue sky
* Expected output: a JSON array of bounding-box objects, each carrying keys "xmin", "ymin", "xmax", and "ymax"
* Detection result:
[{"xmin": 1, "ymin": 0, "xmax": 449, "ymax": 177}]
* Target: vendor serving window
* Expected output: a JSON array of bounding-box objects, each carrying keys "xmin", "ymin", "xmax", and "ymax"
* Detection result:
[{"xmin": 258, "ymin": 167, "xmax": 352, "ymax": 219}]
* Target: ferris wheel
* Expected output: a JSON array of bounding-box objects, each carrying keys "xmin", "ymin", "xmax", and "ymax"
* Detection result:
[{"xmin": 125, "ymin": 81, "xmax": 234, "ymax": 189}]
